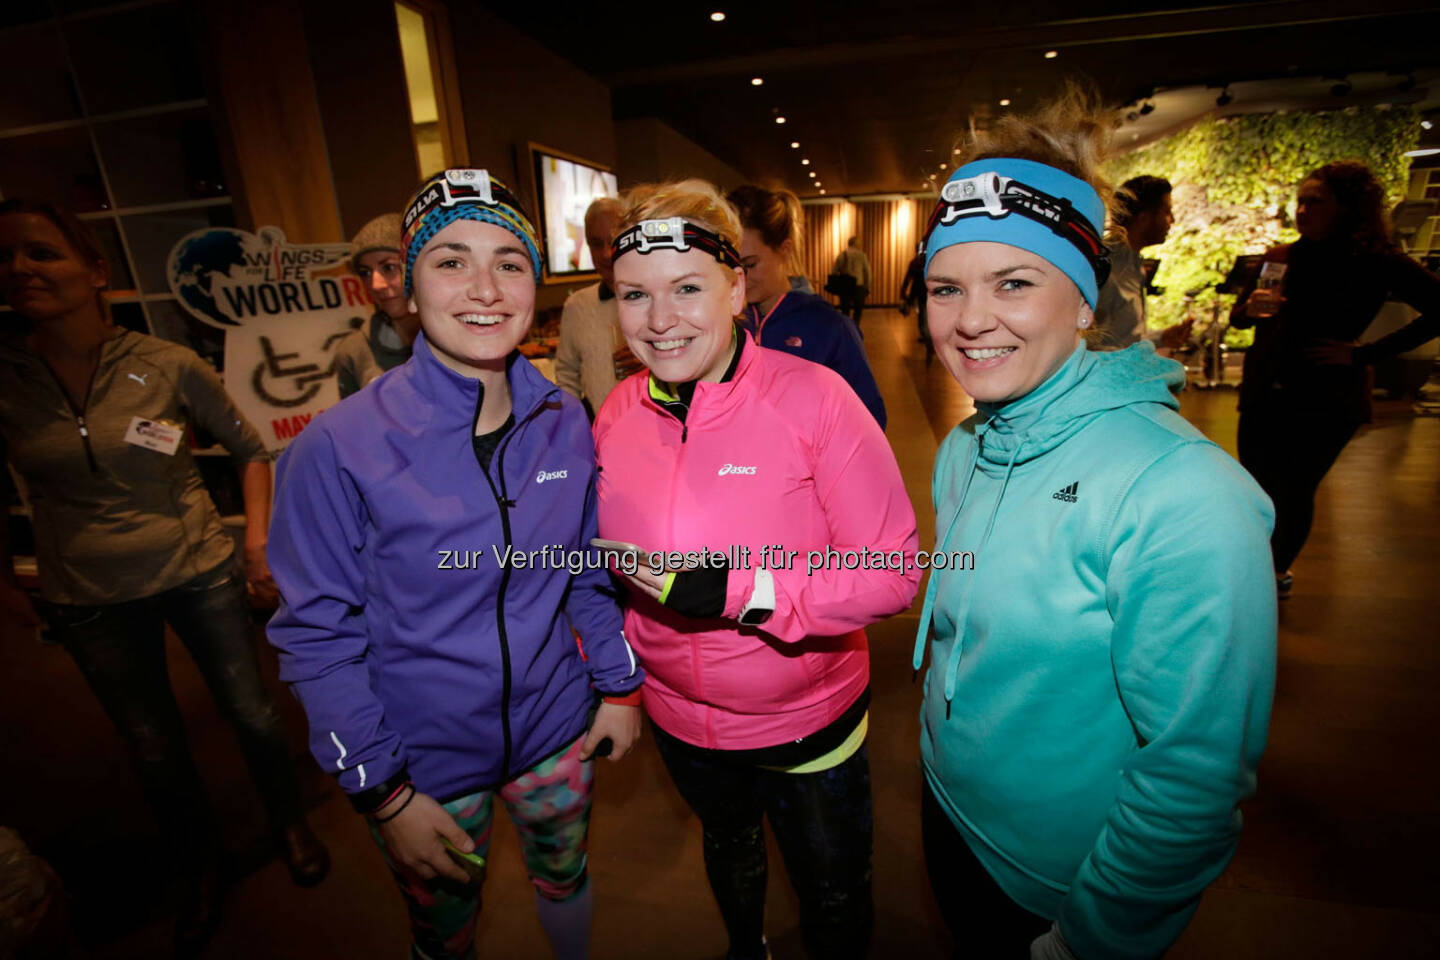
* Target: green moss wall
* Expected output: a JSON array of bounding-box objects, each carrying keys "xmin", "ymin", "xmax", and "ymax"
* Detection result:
[{"xmin": 1105, "ymin": 107, "xmax": 1422, "ymax": 342}]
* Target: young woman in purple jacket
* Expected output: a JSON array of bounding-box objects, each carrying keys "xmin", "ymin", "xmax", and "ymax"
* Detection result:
[{"xmin": 266, "ymin": 170, "xmax": 643, "ymax": 960}]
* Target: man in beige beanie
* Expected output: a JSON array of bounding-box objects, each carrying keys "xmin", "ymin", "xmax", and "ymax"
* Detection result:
[{"xmin": 334, "ymin": 213, "xmax": 420, "ymax": 397}]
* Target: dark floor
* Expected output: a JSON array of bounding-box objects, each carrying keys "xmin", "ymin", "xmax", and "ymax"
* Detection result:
[{"xmin": 3, "ymin": 309, "xmax": 1438, "ymax": 958}]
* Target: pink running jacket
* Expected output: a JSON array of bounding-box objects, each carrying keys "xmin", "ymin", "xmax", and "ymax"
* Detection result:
[{"xmin": 594, "ymin": 335, "xmax": 919, "ymax": 749}]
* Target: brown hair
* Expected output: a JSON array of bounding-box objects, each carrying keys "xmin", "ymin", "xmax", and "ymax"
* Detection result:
[
  {"xmin": 957, "ymin": 83, "xmax": 1117, "ymax": 222},
  {"xmin": 1303, "ymin": 160, "xmax": 1394, "ymax": 254},
  {"xmin": 0, "ymin": 197, "xmax": 110, "ymax": 317},
  {"xmin": 616, "ymin": 179, "xmax": 742, "ymax": 250},
  {"xmin": 726, "ymin": 184, "xmax": 805, "ymax": 274}
]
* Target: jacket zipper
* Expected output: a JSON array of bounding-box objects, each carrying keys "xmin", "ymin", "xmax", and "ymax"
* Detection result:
[
  {"xmin": 38, "ymin": 356, "xmax": 101, "ymax": 474},
  {"xmin": 473, "ymin": 386, "xmax": 546, "ymax": 782}
]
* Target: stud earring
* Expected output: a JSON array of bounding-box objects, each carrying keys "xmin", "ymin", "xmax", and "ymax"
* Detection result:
[{"xmin": 1077, "ymin": 314, "xmax": 1092, "ymax": 330}]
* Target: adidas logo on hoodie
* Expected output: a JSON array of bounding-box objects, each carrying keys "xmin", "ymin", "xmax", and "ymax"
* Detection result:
[{"xmin": 1052, "ymin": 482, "xmax": 1079, "ymax": 503}]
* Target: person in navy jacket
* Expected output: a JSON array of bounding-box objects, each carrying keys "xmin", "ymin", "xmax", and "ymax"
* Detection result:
[
  {"xmin": 727, "ymin": 185, "xmax": 887, "ymax": 428},
  {"xmin": 267, "ymin": 169, "xmax": 641, "ymax": 960}
]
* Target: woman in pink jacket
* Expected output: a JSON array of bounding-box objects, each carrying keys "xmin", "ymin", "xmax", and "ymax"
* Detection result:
[{"xmin": 592, "ymin": 180, "xmax": 919, "ymax": 960}]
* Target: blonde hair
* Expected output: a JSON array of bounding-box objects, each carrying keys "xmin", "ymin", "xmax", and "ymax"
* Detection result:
[
  {"xmin": 956, "ymin": 83, "xmax": 1117, "ymax": 223},
  {"xmin": 726, "ymin": 184, "xmax": 806, "ymax": 275},
  {"xmin": 617, "ymin": 179, "xmax": 743, "ymax": 251}
]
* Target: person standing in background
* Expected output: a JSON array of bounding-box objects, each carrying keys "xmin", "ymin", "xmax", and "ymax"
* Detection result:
[
  {"xmin": 1231, "ymin": 160, "xmax": 1440, "ymax": 599},
  {"xmin": 728, "ymin": 184, "xmax": 886, "ymax": 427},
  {"xmin": 0, "ymin": 198, "xmax": 329, "ymax": 957},
  {"xmin": 1090, "ymin": 175, "xmax": 1189, "ymax": 351},
  {"xmin": 556, "ymin": 197, "xmax": 642, "ymax": 418},
  {"xmin": 831, "ymin": 236, "xmax": 871, "ymax": 328},
  {"xmin": 333, "ymin": 213, "xmax": 419, "ymax": 398}
]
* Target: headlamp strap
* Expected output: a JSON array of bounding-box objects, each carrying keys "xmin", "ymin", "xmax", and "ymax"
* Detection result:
[
  {"xmin": 612, "ymin": 217, "xmax": 742, "ymax": 269},
  {"xmin": 922, "ymin": 173, "xmax": 1111, "ymax": 287},
  {"xmin": 402, "ymin": 169, "xmax": 528, "ymax": 237}
]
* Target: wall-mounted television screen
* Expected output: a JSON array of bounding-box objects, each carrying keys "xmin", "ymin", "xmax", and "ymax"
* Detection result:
[{"xmin": 530, "ymin": 144, "xmax": 619, "ymax": 282}]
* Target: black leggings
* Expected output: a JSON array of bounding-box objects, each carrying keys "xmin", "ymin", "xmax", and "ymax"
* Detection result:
[
  {"xmin": 1237, "ymin": 405, "xmax": 1359, "ymax": 573},
  {"xmin": 921, "ymin": 779, "xmax": 1051, "ymax": 958},
  {"xmin": 41, "ymin": 563, "xmax": 303, "ymax": 866},
  {"xmin": 651, "ymin": 722, "xmax": 874, "ymax": 960}
]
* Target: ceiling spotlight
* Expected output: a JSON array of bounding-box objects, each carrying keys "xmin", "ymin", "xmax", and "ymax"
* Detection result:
[
  {"xmin": 1216, "ymin": 87, "xmax": 1233, "ymax": 107},
  {"xmin": 809, "ymin": 171, "xmax": 816, "ymax": 177},
  {"xmin": 953, "ymin": 148, "xmax": 961, "ymax": 155},
  {"xmin": 819, "ymin": 190, "xmax": 826, "ymax": 195},
  {"xmin": 775, "ymin": 116, "xmax": 786, "ymax": 124},
  {"xmin": 1139, "ymin": 101, "xmax": 1155, "ymax": 116},
  {"xmin": 801, "ymin": 158, "xmax": 810, "ymax": 165},
  {"xmin": 815, "ymin": 181, "xmax": 822, "ymax": 187},
  {"xmin": 939, "ymin": 163, "xmax": 947, "ymax": 169},
  {"xmin": 999, "ymin": 98, "xmax": 1011, "ymax": 107},
  {"xmin": 1331, "ymin": 78, "xmax": 1352, "ymax": 97},
  {"xmin": 750, "ymin": 77, "xmax": 763, "ymax": 86},
  {"xmin": 1423, "ymin": 120, "xmax": 1434, "ymax": 130},
  {"xmin": 710, "ymin": 11, "xmax": 725, "ymax": 21},
  {"xmin": 1044, "ymin": 50, "xmax": 1058, "ymax": 59}
]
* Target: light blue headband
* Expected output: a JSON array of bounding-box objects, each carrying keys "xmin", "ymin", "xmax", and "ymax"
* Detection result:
[{"xmin": 922, "ymin": 157, "xmax": 1108, "ymax": 307}]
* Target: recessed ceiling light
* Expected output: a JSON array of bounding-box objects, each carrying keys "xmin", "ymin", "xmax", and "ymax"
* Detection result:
[
  {"xmin": 1423, "ymin": 120, "xmax": 1434, "ymax": 130},
  {"xmin": 809, "ymin": 171, "xmax": 816, "ymax": 177},
  {"xmin": 775, "ymin": 116, "xmax": 786, "ymax": 124},
  {"xmin": 819, "ymin": 189, "xmax": 826, "ymax": 195},
  {"xmin": 790, "ymin": 141, "xmax": 800, "ymax": 148},
  {"xmin": 751, "ymin": 77, "xmax": 763, "ymax": 86},
  {"xmin": 999, "ymin": 98, "xmax": 1011, "ymax": 106},
  {"xmin": 939, "ymin": 163, "xmax": 947, "ymax": 169},
  {"xmin": 953, "ymin": 148, "xmax": 961, "ymax": 155},
  {"xmin": 801, "ymin": 158, "xmax": 810, "ymax": 165},
  {"xmin": 1044, "ymin": 50, "xmax": 1058, "ymax": 59},
  {"xmin": 815, "ymin": 182, "xmax": 822, "ymax": 187},
  {"xmin": 710, "ymin": 11, "xmax": 725, "ymax": 21}
]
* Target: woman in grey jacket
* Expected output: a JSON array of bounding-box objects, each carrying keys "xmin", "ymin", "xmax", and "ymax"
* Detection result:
[{"xmin": 0, "ymin": 198, "xmax": 327, "ymax": 956}]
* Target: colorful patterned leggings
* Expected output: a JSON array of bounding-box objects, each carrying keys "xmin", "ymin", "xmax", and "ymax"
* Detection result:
[{"xmin": 370, "ymin": 736, "xmax": 593, "ymax": 960}]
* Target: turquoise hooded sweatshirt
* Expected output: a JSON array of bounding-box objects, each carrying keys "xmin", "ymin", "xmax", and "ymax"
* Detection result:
[{"xmin": 913, "ymin": 343, "xmax": 1276, "ymax": 960}]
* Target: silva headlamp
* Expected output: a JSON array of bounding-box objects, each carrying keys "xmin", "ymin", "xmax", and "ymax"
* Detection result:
[
  {"xmin": 923, "ymin": 172, "xmax": 1111, "ymax": 288},
  {"xmin": 402, "ymin": 169, "xmax": 528, "ymax": 234},
  {"xmin": 611, "ymin": 217, "xmax": 742, "ymax": 269}
]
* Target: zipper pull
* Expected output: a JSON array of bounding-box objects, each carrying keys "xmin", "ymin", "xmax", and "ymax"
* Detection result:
[
  {"xmin": 76, "ymin": 415, "xmax": 89, "ymax": 437},
  {"xmin": 681, "ymin": 425, "xmax": 688, "ymax": 443}
]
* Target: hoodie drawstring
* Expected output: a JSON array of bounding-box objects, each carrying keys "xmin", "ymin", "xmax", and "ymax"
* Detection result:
[
  {"xmin": 912, "ymin": 440, "xmax": 981, "ymax": 675},
  {"xmin": 941, "ymin": 438, "xmax": 1024, "ymax": 704}
]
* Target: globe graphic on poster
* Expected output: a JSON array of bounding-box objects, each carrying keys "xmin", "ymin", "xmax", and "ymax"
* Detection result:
[{"xmin": 167, "ymin": 228, "xmax": 250, "ymax": 328}]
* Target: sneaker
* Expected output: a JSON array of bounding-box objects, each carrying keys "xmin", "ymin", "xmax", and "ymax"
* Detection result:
[{"xmin": 1276, "ymin": 571, "xmax": 1293, "ymax": 600}]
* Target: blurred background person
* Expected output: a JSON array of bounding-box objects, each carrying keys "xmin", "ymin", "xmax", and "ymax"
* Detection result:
[
  {"xmin": 334, "ymin": 212, "xmax": 419, "ymax": 398},
  {"xmin": 1090, "ymin": 174, "xmax": 1191, "ymax": 351},
  {"xmin": 556, "ymin": 196, "xmax": 644, "ymax": 418},
  {"xmin": 830, "ymin": 235, "xmax": 872, "ymax": 329},
  {"xmin": 727, "ymin": 184, "xmax": 887, "ymax": 427},
  {"xmin": 0, "ymin": 198, "xmax": 329, "ymax": 957},
  {"xmin": 1232, "ymin": 160, "xmax": 1440, "ymax": 598}
]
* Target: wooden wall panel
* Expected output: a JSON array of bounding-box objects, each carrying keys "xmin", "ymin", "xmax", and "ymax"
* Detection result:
[
  {"xmin": 801, "ymin": 197, "xmax": 933, "ymax": 304},
  {"xmin": 200, "ymin": 0, "xmax": 343, "ymax": 241}
]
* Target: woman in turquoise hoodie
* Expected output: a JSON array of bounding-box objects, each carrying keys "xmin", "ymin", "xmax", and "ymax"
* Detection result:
[{"xmin": 911, "ymin": 95, "xmax": 1277, "ymax": 960}]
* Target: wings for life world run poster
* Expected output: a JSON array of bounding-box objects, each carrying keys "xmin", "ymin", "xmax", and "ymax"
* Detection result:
[
  {"xmin": 537, "ymin": 153, "xmax": 619, "ymax": 277},
  {"xmin": 167, "ymin": 227, "xmax": 368, "ymax": 452}
]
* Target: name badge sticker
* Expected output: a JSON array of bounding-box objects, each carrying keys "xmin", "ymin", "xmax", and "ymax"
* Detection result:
[{"xmin": 123, "ymin": 416, "xmax": 183, "ymax": 456}]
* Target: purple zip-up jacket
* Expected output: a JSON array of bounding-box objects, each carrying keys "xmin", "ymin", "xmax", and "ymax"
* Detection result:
[{"xmin": 267, "ymin": 333, "xmax": 640, "ymax": 808}]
